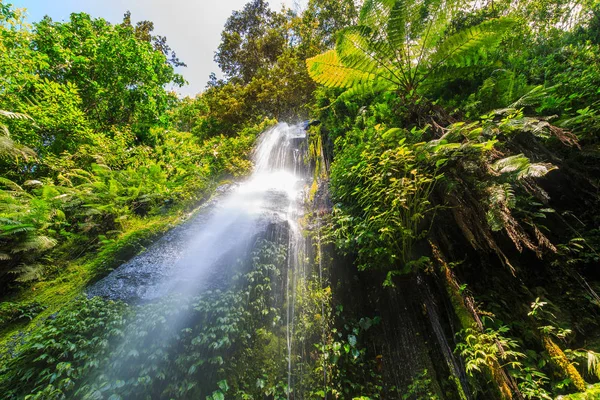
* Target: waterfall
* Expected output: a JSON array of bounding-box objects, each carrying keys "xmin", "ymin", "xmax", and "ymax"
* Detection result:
[
  {"xmin": 85, "ymin": 123, "xmax": 310, "ymax": 398},
  {"xmin": 88, "ymin": 123, "xmax": 309, "ymax": 302}
]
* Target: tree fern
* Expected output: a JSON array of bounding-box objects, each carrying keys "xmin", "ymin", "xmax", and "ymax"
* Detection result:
[
  {"xmin": 307, "ymin": 0, "xmax": 515, "ymax": 100},
  {"xmin": 306, "ymin": 50, "xmax": 374, "ymax": 88}
]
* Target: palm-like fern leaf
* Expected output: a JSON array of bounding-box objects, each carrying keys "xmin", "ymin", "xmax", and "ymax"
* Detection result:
[
  {"xmin": 306, "ymin": 50, "xmax": 375, "ymax": 88},
  {"xmin": 11, "ymin": 235, "xmax": 57, "ymax": 253},
  {"xmin": 0, "ymin": 224, "xmax": 36, "ymax": 237},
  {"xmin": 0, "ymin": 110, "xmax": 35, "ymax": 160},
  {"xmin": 509, "ymin": 85, "xmax": 552, "ymax": 109},
  {"xmin": 336, "ymin": 26, "xmax": 384, "ymax": 75},
  {"xmin": 359, "ymin": 0, "xmax": 396, "ymax": 32},
  {"xmin": 387, "ymin": 0, "xmax": 407, "ymax": 49},
  {"xmin": 338, "ymin": 78, "xmax": 396, "ymax": 101},
  {"xmin": 431, "ymin": 18, "xmax": 516, "ymax": 70}
]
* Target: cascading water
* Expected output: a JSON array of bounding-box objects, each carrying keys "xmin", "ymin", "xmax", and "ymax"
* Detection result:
[
  {"xmin": 88, "ymin": 123, "xmax": 309, "ymax": 301},
  {"xmin": 85, "ymin": 123, "xmax": 310, "ymax": 398}
]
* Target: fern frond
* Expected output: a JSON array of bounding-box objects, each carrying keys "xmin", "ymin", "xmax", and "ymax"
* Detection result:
[
  {"xmin": 337, "ymin": 26, "xmax": 384, "ymax": 75},
  {"xmin": 587, "ymin": 351, "xmax": 600, "ymax": 380},
  {"xmin": 0, "ymin": 217, "xmax": 21, "ymax": 225},
  {"xmin": 11, "ymin": 264, "xmax": 44, "ymax": 283},
  {"xmin": 509, "ymin": 85, "xmax": 553, "ymax": 109},
  {"xmin": 0, "ymin": 110, "xmax": 32, "ymax": 121},
  {"xmin": 387, "ymin": 0, "xmax": 407, "ymax": 49},
  {"xmin": 0, "ymin": 177, "xmax": 25, "ymax": 192},
  {"xmin": 0, "ymin": 224, "xmax": 36, "ymax": 236},
  {"xmin": 306, "ymin": 50, "xmax": 374, "ymax": 89},
  {"xmin": 338, "ymin": 78, "xmax": 396, "ymax": 101},
  {"xmin": 0, "ymin": 252, "xmax": 11, "ymax": 261},
  {"xmin": 431, "ymin": 18, "xmax": 516, "ymax": 69},
  {"xmin": 492, "ymin": 154, "xmax": 557, "ymax": 179},
  {"xmin": 11, "ymin": 235, "xmax": 57, "ymax": 253},
  {"xmin": 492, "ymin": 154, "xmax": 529, "ymax": 173},
  {"xmin": 519, "ymin": 163, "xmax": 557, "ymax": 179},
  {"xmin": 0, "ymin": 136, "xmax": 36, "ymax": 160},
  {"xmin": 359, "ymin": 0, "xmax": 396, "ymax": 32}
]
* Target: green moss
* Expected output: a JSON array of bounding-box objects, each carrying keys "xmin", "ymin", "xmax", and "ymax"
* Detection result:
[
  {"xmin": 561, "ymin": 383, "xmax": 600, "ymax": 399},
  {"xmin": 442, "ymin": 266, "xmax": 477, "ymax": 330},
  {"xmin": 543, "ymin": 336, "xmax": 587, "ymax": 393}
]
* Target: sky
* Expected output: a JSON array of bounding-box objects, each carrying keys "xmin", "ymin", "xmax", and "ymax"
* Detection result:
[{"xmin": 10, "ymin": 0, "xmax": 306, "ymax": 97}]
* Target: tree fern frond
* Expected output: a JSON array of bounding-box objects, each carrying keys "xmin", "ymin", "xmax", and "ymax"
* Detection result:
[
  {"xmin": 0, "ymin": 224, "xmax": 36, "ymax": 236},
  {"xmin": 0, "ymin": 252, "xmax": 11, "ymax": 261},
  {"xmin": 431, "ymin": 18, "xmax": 516, "ymax": 70},
  {"xmin": 11, "ymin": 264, "xmax": 44, "ymax": 283},
  {"xmin": 412, "ymin": 0, "xmax": 448, "ymax": 50},
  {"xmin": 387, "ymin": 0, "xmax": 407, "ymax": 49},
  {"xmin": 492, "ymin": 154, "xmax": 557, "ymax": 179},
  {"xmin": 519, "ymin": 163, "xmax": 557, "ymax": 179},
  {"xmin": 587, "ymin": 351, "xmax": 600, "ymax": 380},
  {"xmin": 337, "ymin": 26, "xmax": 384, "ymax": 75},
  {"xmin": 492, "ymin": 154, "xmax": 531, "ymax": 175},
  {"xmin": 338, "ymin": 78, "xmax": 396, "ymax": 101},
  {"xmin": 359, "ymin": 0, "xmax": 396, "ymax": 32},
  {"xmin": 0, "ymin": 217, "xmax": 21, "ymax": 225},
  {"xmin": 0, "ymin": 136, "xmax": 36, "ymax": 160},
  {"xmin": 509, "ymin": 85, "xmax": 553, "ymax": 109},
  {"xmin": 306, "ymin": 50, "xmax": 374, "ymax": 88},
  {"xmin": 0, "ymin": 177, "xmax": 26, "ymax": 192}
]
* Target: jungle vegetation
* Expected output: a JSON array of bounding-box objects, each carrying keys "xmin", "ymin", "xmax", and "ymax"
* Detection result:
[{"xmin": 1, "ymin": 0, "xmax": 600, "ymax": 398}]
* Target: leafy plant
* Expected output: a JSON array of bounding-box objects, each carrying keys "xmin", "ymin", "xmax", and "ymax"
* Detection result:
[{"xmin": 306, "ymin": 0, "xmax": 515, "ymax": 102}]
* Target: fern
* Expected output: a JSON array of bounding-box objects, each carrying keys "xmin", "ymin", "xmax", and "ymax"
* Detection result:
[
  {"xmin": 359, "ymin": 0, "xmax": 396, "ymax": 32},
  {"xmin": 307, "ymin": 0, "xmax": 515, "ymax": 101},
  {"xmin": 587, "ymin": 351, "xmax": 600, "ymax": 380},
  {"xmin": 430, "ymin": 19, "xmax": 517, "ymax": 70},
  {"xmin": 11, "ymin": 235, "xmax": 57, "ymax": 253},
  {"xmin": 492, "ymin": 154, "xmax": 557, "ymax": 179},
  {"xmin": 306, "ymin": 50, "xmax": 374, "ymax": 89},
  {"xmin": 0, "ymin": 109, "xmax": 32, "ymax": 120},
  {"xmin": 386, "ymin": 0, "xmax": 407, "ymax": 49},
  {"xmin": 509, "ymin": 85, "xmax": 554, "ymax": 109},
  {"xmin": 0, "ymin": 224, "xmax": 36, "ymax": 236}
]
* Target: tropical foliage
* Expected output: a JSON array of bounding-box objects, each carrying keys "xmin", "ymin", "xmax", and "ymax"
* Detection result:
[
  {"xmin": 1, "ymin": 0, "xmax": 599, "ymax": 399},
  {"xmin": 306, "ymin": 0, "xmax": 515, "ymax": 103}
]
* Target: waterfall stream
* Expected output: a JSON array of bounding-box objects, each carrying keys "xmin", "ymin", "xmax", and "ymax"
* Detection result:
[
  {"xmin": 88, "ymin": 123, "xmax": 308, "ymax": 302},
  {"xmin": 85, "ymin": 123, "xmax": 310, "ymax": 398}
]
